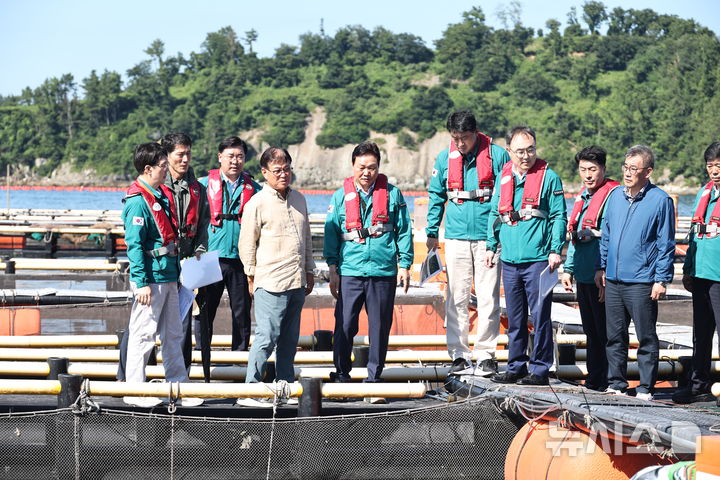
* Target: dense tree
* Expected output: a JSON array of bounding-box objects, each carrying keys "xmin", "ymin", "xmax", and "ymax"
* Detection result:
[{"xmin": 0, "ymin": 5, "xmax": 718, "ymax": 187}]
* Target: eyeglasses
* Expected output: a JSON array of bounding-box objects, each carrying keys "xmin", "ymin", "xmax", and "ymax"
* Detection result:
[
  {"xmin": 223, "ymin": 154, "xmax": 245, "ymax": 162},
  {"xmin": 509, "ymin": 146, "xmax": 536, "ymax": 157},
  {"xmin": 266, "ymin": 166, "xmax": 292, "ymax": 177},
  {"xmin": 622, "ymin": 164, "xmax": 649, "ymax": 174}
]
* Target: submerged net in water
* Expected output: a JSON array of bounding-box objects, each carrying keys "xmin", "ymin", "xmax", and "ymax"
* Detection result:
[{"xmin": 0, "ymin": 396, "xmax": 519, "ymax": 480}]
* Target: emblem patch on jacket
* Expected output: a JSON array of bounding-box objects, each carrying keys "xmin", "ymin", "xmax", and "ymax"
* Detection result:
[{"xmin": 132, "ymin": 217, "xmax": 144, "ymax": 226}]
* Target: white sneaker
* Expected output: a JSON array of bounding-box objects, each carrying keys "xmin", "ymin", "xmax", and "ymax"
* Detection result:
[
  {"xmin": 604, "ymin": 387, "xmax": 627, "ymax": 396},
  {"xmin": 281, "ymin": 398, "xmax": 299, "ymax": 405},
  {"xmin": 635, "ymin": 392, "xmax": 653, "ymax": 401},
  {"xmin": 236, "ymin": 397, "xmax": 274, "ymax": 408},
  {"xmin": 123, "ymin": 396, "xmax": 162, "ymax": 407},
  {"xmin": 181, "ymin": 397, "xmax": 204, "ymax": 407}
]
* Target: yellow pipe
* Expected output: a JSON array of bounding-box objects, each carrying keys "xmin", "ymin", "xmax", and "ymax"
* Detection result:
[{"xmin": 0, "ymin": 379, "xmax": 61, "ymax": 395}]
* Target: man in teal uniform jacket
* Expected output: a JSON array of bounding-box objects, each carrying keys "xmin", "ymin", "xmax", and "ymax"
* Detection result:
[
  {"xmin": 486, "ymin": 126, "xmax": 567, "ymax": 386},
  {"xmin": 426, "ymin": 111, "xmax": 510, "ymax": 376},
  {"xmin": 196, "ymin": 136, "xmax": 261, "ymax": 355},
  {"xmin": 324, "ymin": 141, "xmax": 413, "ymax": 383}
]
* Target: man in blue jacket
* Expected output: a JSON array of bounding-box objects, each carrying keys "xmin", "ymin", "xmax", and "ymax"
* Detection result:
[
  {"xmin": 197, "ymin": 136, "xmax": 261, "ymax": 354},
  {"xmin": 324, "ymin": 141, "xmax": 413, "ymax": 383},
  {"xmin": 673, "ymin": 141, "xmax": 720, "ymax": 404},
  {"xmin": 597, "ymin": 145, "xmax": 675, "ymax": 401},
  {"xmin": 426, "ymin": 111, "xmax": 510, "ymax": 375}
]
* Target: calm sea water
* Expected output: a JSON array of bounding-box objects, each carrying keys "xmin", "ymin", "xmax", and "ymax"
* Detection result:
[{"xmin": 0, "ymin": 188, "xmax": 698, "ymax": 217}]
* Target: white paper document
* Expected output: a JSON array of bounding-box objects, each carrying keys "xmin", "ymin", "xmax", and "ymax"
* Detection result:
[
  {"xmin": 538, "ymin": 264, "xmax": 558, "ymax": 306},
  {"xmin": 178, "ymin": 285, "xmax": 196, "ymax": 320},
  {"xmin": 180, "ymin": 251, "xmax": 222, "ymax": 290},
  {"xmin": 420, "ymin": 249, "xmax": 444, "ymax": 285}
]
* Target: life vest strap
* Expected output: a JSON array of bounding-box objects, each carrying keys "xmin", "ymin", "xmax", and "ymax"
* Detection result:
[
  {"xmin": 145, "ymin": 242, "xmax": 177, "ymax": 258},
  {"xmin": 691, "ymin": 223, "xmax": 720, "ymax": 236},
  {"xmin": 342, "ymin": 223, "xmax": 394, "ymax": 242},
  {"xmin": 215, "ymin": 213, "xmax": 239, "ymax": 221},
  {"xmin": 495, "ymin": 208, "xmax": 548, "ymax": 227},
  {"xmin": 568, "ymin": 228, "xmax": 602, "ymax": 243},
  {"xmin": 448, "ymin": 187, "xmax": 493, "ymax": 203}
]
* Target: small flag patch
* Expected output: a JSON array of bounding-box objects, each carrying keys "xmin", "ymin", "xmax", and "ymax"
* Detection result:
[{"xmin": 132, "ymin": 217, "xmax": 144, "ymax": 226}]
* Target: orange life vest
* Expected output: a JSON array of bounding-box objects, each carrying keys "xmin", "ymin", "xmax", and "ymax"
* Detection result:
[
  {"xmin": 498, "ymin": 159, "xmax": 548, "ymax": 226},
  {"xmin": 125, "ymin": 180, "xmax": 178, "ymax": 246},
  {"xmin": 342, "ymin": 174, "xmax": 392, "ymax": 243},
  {"xmin": 206, "ymin": 169, "xmax": 254, "ymax": 227},
  {"xmin": 567, "ymin": 179, "xmax": 620, "ymax": 243},
  {"xmin": 692, "ymin": 181, "xmax": 720, "ymax": 238},
  {"xmin": 447, "ymin": 132, "xmax": 494, "ymax": 203}
]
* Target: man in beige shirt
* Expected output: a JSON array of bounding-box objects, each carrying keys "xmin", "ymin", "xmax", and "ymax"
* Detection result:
[{"xmin": 237, "ymin": 147, "xmax": 315, "ymax": 406}]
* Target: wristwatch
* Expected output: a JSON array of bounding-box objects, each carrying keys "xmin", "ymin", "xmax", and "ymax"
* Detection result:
[{"xmin": 658, "ymin": 281, "xmax": 667, "ymax": 288}]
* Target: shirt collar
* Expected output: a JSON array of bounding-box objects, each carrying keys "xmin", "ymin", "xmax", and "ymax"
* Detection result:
[
  {"xmin": 624, "ymin": 181, "xmax": 650, "ymax": 201},
  {"xmin": 355, "ymin": 181, "xmax": 375, "ymax": 197}
]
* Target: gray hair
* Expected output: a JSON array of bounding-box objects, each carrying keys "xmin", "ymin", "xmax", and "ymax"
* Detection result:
[{"xmin": 625, "ymin": 144, "xmax": 655, "ymax": 169}]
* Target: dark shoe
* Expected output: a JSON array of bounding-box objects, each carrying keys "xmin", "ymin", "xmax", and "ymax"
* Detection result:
[
  {"xmin": 516, "ymin": 374, "xmax": 550, "ymax": 386},
  {"xmin": 672, "ymin": 388, "xmax": 715, "ymax": 404},
  {"xmin": 491, "ymin": 371, "xmax": 524, "ymax": 384},
  {"xmin": 477, "ymin": 359, "xmax": 499, "ymax": 377},
  {"xmin": 329, "ymin": 372, "xmax": 351, "ymax": 383},
  {"xmin": 450, "ymin": 357, "xmax": 472, "ymax": 374}
]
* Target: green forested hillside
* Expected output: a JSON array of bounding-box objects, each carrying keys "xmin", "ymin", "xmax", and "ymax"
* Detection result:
[{"xmin": 1, "ymin": 3, "xmax": 718, "ymax": 184}]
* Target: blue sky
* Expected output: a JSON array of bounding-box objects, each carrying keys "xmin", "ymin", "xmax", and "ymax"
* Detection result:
[{"xmin": 0, "ymin": 0, "xmax": 717, "ymax": 97}]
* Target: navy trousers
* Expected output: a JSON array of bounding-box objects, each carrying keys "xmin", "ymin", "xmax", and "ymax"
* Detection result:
[
  {"xmin": 502, "ymin": 260, "xmax": 554, "ymax": 378},
  {"xmin": 194, "ymin": 257, "xmax": 252, "ymax": 351},
  {"xmin": 333, "ymin": 276, "xmax": 396, "ymax": 382},
  {"xmin": 605, "ymin": 280, "xmax": 658, "ymax": 394},
  {"xmin": 690, "ymin": 277, "xmax": 720, "ymax": 393},
  {"xmin": 577, "ymin": 281, "xmax": 608, "ymax": 391}
]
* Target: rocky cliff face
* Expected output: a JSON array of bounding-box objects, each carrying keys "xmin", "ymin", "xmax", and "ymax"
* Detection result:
[{"xmin": 264, "ymin": 107, "xmax": 451, "ymax": 191}]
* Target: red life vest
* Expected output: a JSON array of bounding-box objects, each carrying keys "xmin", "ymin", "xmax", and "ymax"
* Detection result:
[
  {"xmin": 176, "ymin": 180, "xmax": 201, "ymax": 238},
  {"xmin": 567, "ymin": 179, "xmax": 620, "ymax": 242},
  {"xmin": 207, "ymin": 169, "xmax": 254, "ymax": 227},
  {"xmin": 447, "ymin": 132, "xmax": 494, "ymax": 203},
  {"xmin": 126, "ymin": 180, "xmax": 178, "ymax": 246},
  {"xmin": 343, "ymin": 174, "xmax": 390, "ymax": 242},
  {"xmin": 498, "ymin": 159, "xmax": 548, "ymax": 226},
  {"xmin": 692, "ymin": 181, "xmax": 720, "ymax": 238}
]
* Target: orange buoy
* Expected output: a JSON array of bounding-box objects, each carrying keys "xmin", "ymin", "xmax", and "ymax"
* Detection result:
[
  {"xmin": 0, "ymin": 309, "xmax": 41, "ymax": 336},
  {"xmin": 505, "ymin": 420, "xmax": 670, "ymax": 480}
]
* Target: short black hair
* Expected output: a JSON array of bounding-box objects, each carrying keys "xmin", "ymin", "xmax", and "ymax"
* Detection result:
[
  {"xmin": 575, "ymin": 146, "xmax": 607, "ymax": 166},
  {"xmin": 133, "ymin": 143, "xmax": 167, "ymax": 174},
  {"xmin": 506, "ymin": 126, "xmax": 536, "ymax": 145},
  {"xmin": 160, "ymin": 133, "xmax": 192, "ymax": 154},
  {"xmin": 218, "ymin": 136, "xmax": 248, "ymax": 155},
  {"xmin": 351, "ymin": 141, "xmax": 381, "ymax": 164},
  {"xmin": 446, "ymin": 111, "xmax": 477, "ymax": 133},
  {"xmin": 259, "ymin": 147, "xmax": 292, "ymax": 169},
  {"xmin": 704, "ymin": 142, "xmax": 720, "ymax": 163}
]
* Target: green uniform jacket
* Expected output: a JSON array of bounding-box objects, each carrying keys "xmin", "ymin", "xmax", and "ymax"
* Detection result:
[
  {"xmin": 198, "ymin": 173, "xmax": 262, "ymax": 259},
  {"xmin": 564, "ymin": 187, "xmax": 611, "ymax": 284},
  {"xmin": 486, "ymin": 167, "xmax": 567, "ymax": 263},
  {"xmin": 121, "ymin": 179, "xmax": 180, "ymax": 288},
  {"xmin": 426, "ymin": 143, "xmax": 510, "ymax": 240},
  {"xmin": 164, "ymin": 166, "xmax": 209, "ymax": 259},
  {"xmin": 684, "ymin": 186, "xmax": 720, "ymax": 282},
  {"xmin": 324, "ymin": 182, "xmax": 414, "ymax": 277}
]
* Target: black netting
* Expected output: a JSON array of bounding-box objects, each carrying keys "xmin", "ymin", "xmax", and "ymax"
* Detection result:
[{"xmin": 0, "ymin": 397, "xmax": 519, "ymax": 480}]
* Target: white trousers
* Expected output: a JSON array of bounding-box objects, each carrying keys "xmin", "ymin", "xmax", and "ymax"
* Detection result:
[
  {"xmin": 126, "ymin": 282, "xmax": 188, "ymax": 383},
  {"xmin": 444, "ymin": 239, "xmax": 501, "ymax": 361}
]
